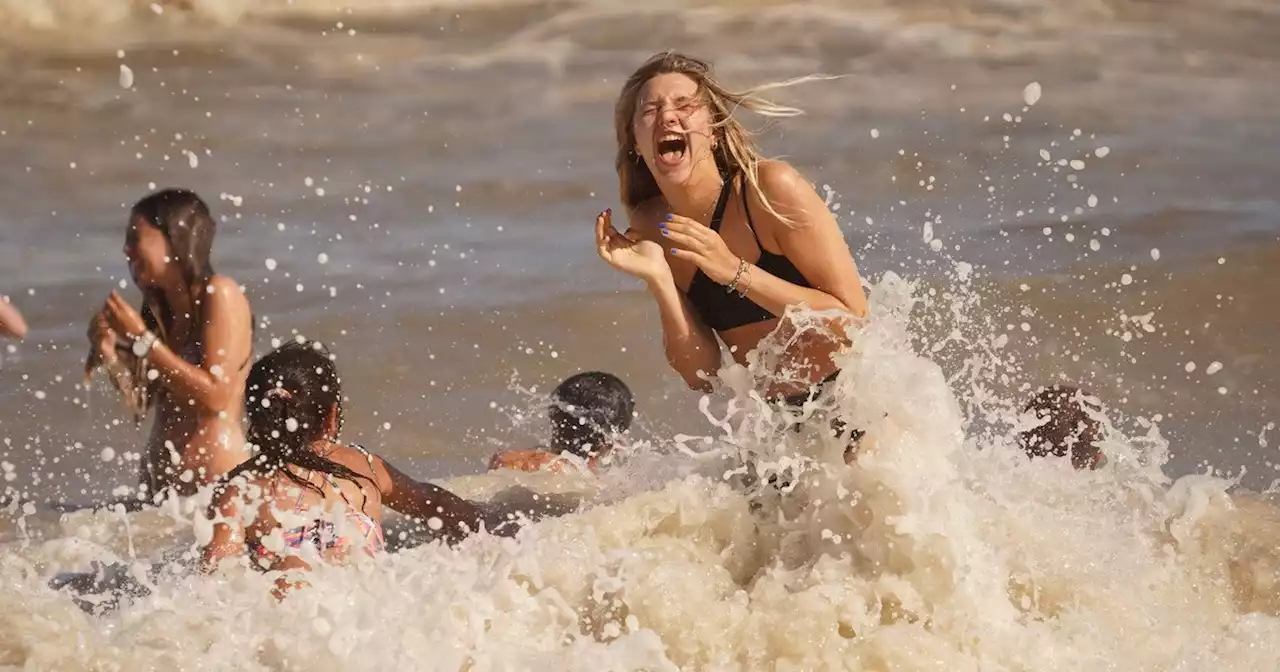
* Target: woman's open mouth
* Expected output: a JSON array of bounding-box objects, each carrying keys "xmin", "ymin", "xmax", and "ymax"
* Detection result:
[{"xmin": 656, "ymin": 132, "xmax": 687, "ymax": 165}]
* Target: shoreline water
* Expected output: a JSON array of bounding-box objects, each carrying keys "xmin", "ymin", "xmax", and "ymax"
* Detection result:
[{"xmin": 0, "ymin": 2, "xmax": 1277, "ymax": 667}]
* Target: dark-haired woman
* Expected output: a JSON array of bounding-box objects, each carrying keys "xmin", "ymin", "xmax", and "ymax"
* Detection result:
[
  {"xmin": 87, "ymin": 188, "xmax": 254, "ymax": 499},
  {"xmin": 201, "ymin": 341, "xmax": 506, "ymax": 583}
]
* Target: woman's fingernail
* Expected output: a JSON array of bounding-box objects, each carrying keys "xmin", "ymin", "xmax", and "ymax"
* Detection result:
[
  {"xmin": 665, "ymin": 213, "xmax": 674, "ymax": 221},
  {"xmin": 670, "ymin": 249, "xmax": 677, "ymax": 255},
  {"xmin": 661, "ymin": 230, "xmax": 669, "ymax": 236}
]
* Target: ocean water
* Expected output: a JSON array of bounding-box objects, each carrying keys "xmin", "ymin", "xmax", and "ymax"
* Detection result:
[{"xmin": 0, "ymin": 0, "xmax": 1277, "ymax": 669}]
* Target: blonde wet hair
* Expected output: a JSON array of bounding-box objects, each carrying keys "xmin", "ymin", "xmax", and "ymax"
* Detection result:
[{"xmin": 613, "ymin": 51, "xmax": 832, "ymax": 224}]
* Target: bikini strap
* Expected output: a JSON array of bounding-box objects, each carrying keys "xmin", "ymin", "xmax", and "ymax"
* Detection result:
[
  {"xmin": 738, "ymin": 172, "xmax": 765, "ymax": 248},
  {"xmin": 707, "ymin": 176, "xmax": 734, "ymax": 233},
  {"xmin": 350, "ymin": 443, "xmax": 377, "ymax": 471}
]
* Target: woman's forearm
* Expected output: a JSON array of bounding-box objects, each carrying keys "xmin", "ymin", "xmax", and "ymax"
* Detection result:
[
  {"xmin": 144, "ymin": 340, "xmax": 235, "ymax": 412},
  {"xmin": 645, "ymin": 274, "xmax": 721, "ymax": 392},
  {"xmin": 737, "ymin": 263, "xmax": 866, "ymax": 319}
]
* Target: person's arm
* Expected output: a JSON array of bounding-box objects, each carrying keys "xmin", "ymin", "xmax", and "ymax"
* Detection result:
[
  {"xmin": 663, "ymin": 161, "xmax": 868, "ymax": 319},
  {"xmin": 627, "ymin": 201, "xmax": 722, "ymax": 392},
  {"xmin": 107, "ymin": 277, "xmax": 252, "ymax": 414},
  {"xmin": 644, "ymin": 274, "xmax": 722, "ymax": 393},
  {"xmin": 0, "ymin": 297, "xmax": 27, "ymax": 340},
  {"xmin": 744, "ymin": 162, "xmax": 868, "ymax": 317},
  {"xmin": 200, "ymin": 484, "xmax": 247, "ymax": 574},
  {"xmin": 371, "ymin": 456, "xmax": 496, "ymax": 543}
]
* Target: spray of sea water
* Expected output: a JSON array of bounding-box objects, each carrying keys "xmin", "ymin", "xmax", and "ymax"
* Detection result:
[{"xmin": 2, "ymin": 265, "xmax": 1278, "ymax": 670}]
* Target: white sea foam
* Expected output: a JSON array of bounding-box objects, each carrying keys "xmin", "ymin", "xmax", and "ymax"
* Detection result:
[{"xmin": 4, "ymin": 274, "xmax": 1278, "ymax": 670}]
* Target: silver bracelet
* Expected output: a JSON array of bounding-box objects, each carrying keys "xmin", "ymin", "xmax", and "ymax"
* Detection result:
[
  {"xmin": 725, "ymin": 258, "xmax": 749, "ymax": 294},
  {"xmin": 131, "ymin": 330, "xmax": 158, "ymax": 358}
]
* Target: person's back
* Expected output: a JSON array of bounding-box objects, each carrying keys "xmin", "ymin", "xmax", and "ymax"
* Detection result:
[
  {"xmin": 489, "ymin": 371, "xmax": 635, "ymax": 475},
  {"xmin": 203, "ymin": 340, "xmax": 504, "ymax": 588},
  {"xmin": 1017, "ymin": 385, "xmax": 1107, "ymax": 470}
]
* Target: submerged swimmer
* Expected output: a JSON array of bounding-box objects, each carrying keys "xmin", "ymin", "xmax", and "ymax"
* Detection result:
[
  {"xmin": 85, "ymin": 188, "xmax": 253, "ymax": 499},
  {"xmin": 1018, "ymin": 385, "xmax": 1108, "ymax": 470},
  {"xmin": 201, "ymin": 340, "xmax": 510, "ymax": 587},
  {"xmin": 489, "ymin": 371, "xmax": 635, "ymax": 475}
]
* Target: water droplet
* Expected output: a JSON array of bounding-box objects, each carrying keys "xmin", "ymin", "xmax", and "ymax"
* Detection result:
[
  {"xmin": 118, "ymin": 64, "xmax": 134, "ymax": 89},
  {"xmin": 265, "ymin": 258, "xmax": 277, "ymax": 271},
  {"xmin": 1022, "ymin": 82, "xmax": 1042, "ymax": 106}
]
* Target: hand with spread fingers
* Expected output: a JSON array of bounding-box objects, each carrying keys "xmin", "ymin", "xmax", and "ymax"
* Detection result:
[
  {"xmin": 595, "ymin": 209, "xmax": 670, "ymax": 283},
  {"xmin": 657, "ymin": 213, "xmax": 742, "ymax": 286}
]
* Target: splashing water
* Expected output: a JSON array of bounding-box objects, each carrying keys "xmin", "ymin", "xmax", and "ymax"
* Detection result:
[{"xmin": 1, "ymin": 272, "xmax": 1277, "ymax": 671}]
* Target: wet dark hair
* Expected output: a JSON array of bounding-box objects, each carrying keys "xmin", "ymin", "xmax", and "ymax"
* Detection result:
[
  {"xmin": 229, "ymin": 340, "xmax": 374, "ymax": 499},
  {"xmin": 131, "ymin": 188, "xmax": 217, "ymax": 335},
  {"xmin": 124, "ymin": 189, "xmax": 218, "ymax": 419},
  {"xmin": 1017, "ymin": 385, "xmax": 1105, "ymax": 470},
  {"xmin": 549, "ymin": 372, "xmax": 634, "ymax": 459}
]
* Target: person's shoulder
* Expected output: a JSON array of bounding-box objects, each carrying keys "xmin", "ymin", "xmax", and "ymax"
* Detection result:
[
  {"xmin": 752, "ymin": 160, "xmax": 809, "ymax": 204},
  {"xmin": 331, "ymin": 443, "xmax": 379, "ymax": 475},
  {"xmin": 748, "ymin": 160, "xmax": 826, "ymax": 230},
  {"xmin": 204, "ymin": 275, "xmax": 251, "ymax": 308}
]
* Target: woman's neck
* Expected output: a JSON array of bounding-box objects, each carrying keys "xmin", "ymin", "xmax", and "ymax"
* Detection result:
[{"xmin": 659, "ymin": 165, "xmax": 725, "ymax": 223}]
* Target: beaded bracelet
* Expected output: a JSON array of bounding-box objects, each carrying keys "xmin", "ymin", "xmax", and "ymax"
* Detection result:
[{"xmin": 725, "ymin": 258, "xmax": 749, "ymax": 295}]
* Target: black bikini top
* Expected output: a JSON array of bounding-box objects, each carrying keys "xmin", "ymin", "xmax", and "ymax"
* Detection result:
[{"xmin": 685, "ymin": 173, "xmax": 813, "ymax": 332}]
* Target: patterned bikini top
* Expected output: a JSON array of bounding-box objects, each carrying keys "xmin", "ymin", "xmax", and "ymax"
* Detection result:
[{"xmin": 250, "ymin": 444, "xmax": 387, "ymax": 567}]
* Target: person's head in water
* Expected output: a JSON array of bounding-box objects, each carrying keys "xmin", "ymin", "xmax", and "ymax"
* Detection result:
[
  {"xmin": 614, "ymin": 51, "xmax": 820, "ymax": 222},
  {"xmin": 1018, "ymin": 385, "xmax": 1107, "ymax": 470},
  {"xmin": 238, "ymin": 339, "xmax": 371, "ymax": 496},
  {"xmin": 549, "ymin": 372, "xmax": 634, "ymax": 461}
]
